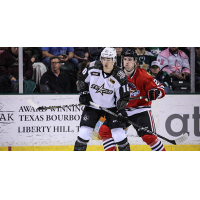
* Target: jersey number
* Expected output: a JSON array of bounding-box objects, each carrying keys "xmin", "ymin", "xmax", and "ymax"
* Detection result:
[
  {"xmin": 158, "ymin": 59, "xmax": 164, "ymax": 65},
  {"xmin": 122, "ymin": 85, "xmax": 129, "ymax": 93},
  {"xmin": 153, "ymin": 79, "xmax": 160, "ymax": 86}
]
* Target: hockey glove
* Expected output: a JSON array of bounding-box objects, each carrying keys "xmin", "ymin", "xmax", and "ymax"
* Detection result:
[
  {"xmin": 117, "ymin": 109, "xmax": 128, "ymax": 124},
  {"xmin": 146, "ymin": 89, "xmax": 160, "ymax": 101},
  {"xmin": 79, "ymin": 91, "xmax": 92, "ymax": 105}
]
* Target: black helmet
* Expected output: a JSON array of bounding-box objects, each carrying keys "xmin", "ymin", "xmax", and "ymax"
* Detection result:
[
  {"xmin": 121, "ymin": 49, "xmax": 138, "ymax": 69},
  {"xmin": 122, "ymin": 49, "xmax": 136, "ymax": 58}
]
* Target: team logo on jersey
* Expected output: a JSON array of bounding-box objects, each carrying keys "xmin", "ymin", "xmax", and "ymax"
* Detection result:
[
  {"xmin": 91, "ymin": 83, "xmax": 113, "ymax": 96},
  {"xmin": 139, "ymin": 56, "xmax": 145, "ymax": 62},
  {"xmin": 128, "ymin": 82, "xmax": 140, "ymax": 97},
  {"xmin": 140, "ymin": 61, "xmax": 149, "ymax": 70},
  {"xmin": 110, "ymin": 78, "xmax": 115, "ymax": 84},
  {"xmin": 117, "ymin": 71, "xmax": 125, "ymax": 79},
  {"xmin": 91, "ymin": 72, "xmax": 100, "ymax": 76},
  {"xmin": 83, "ymin": 114, "xmax": 89, "ymax": 121},
  {"xmin": 150, "ymin": 49, "xmax": 161, "ymax": 56}
]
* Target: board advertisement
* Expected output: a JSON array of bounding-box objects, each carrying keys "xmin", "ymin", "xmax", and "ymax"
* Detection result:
[{"xmin": 0, "ymin": 95, "xmax": 199, "ymax": 147}]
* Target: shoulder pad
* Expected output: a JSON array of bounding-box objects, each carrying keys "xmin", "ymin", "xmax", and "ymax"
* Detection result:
[
  {"xmin": 89, "ymin": 60, "xmax": 102, "ymax": 70},
  {"xmin": 146, "ymin": 71, "xmax": 152, "ymax": 76},
  {"xmin": 112, "ymin": 67, "xmax": 127, "ymax": 84},
  {"xmin": 88, "ymin": 61, "xmax": 95, "ymax": 68},
  {"xmin": 138, "ymin": 68, "xmax": 152, "ymax": 77}
]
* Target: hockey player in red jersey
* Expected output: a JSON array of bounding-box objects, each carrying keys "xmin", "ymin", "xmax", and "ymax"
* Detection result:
[{"xmin": 99, "ymin": 49, "xmax": 166, "ymax": 151}]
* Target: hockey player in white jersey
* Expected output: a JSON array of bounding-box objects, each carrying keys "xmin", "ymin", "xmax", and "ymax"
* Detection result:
[{"xmin": 74, "ymin": 47, "xmax": 130, "ymax": 151}]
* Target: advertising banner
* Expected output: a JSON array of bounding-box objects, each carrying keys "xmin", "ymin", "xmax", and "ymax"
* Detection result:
[
  {"xmin": 0, "ymin": 95, "xmax": 200, "ymax": 147},
  {"xmin": 0, "ymin": 95, "xmax": 82, "ymax": 146},
  {"xmin": 158, "ymin": 95, "xmax": 200, "ymax": 143}
]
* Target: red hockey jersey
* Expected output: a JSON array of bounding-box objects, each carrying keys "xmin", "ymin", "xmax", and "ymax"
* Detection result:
[{"xmin": 126, "ymin": 67, "xmax": 165, "ymax": 115}]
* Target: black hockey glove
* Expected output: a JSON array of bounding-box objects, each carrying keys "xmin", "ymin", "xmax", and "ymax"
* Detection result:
[
  {"xmin": 79, "ymin": 91, "xmax": 92, "ymax": 106},
  {"xmin": 146, "ymin": 89, "xmax": 160, "ymax": 101},
  {"xmin": 117, "ymin": 109, "xmax": 128, "ymax": 124}
]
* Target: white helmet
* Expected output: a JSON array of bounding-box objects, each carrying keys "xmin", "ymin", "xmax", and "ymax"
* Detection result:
[{"xmin": 100, "ymin": 47, "xmax": 117, "ymax": 63}]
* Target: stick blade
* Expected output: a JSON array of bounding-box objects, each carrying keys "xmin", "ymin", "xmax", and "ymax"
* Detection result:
[
  {"xmin": 174, "ymin": 133, "xmax": 189, "ymax": 144},
  {"xmin": 27, "ymin": 99, "xmax": 39, "ymax": 109}
]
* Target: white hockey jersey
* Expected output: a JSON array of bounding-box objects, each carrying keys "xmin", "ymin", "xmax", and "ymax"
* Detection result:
[{"xmin": 78, "ymin": 61, "xmax": 130, "ymax": 109}]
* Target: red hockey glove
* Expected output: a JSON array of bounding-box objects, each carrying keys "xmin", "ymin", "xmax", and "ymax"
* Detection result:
[{"xmin": 146, "ymin": 89, "xmax": 160, "ymax": 101}]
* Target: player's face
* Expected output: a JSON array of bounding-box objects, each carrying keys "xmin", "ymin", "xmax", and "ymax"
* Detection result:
[
  {"xmin": 123, "ymin": 57, "xmax": 135, "ymax": 71},
  {"xmin": 101, "ymin": 57, "xmax": 114, "ymax": 72},
  {"xmin": 51, "ymin": 58, "xmax": 61, "ymax": 72}
]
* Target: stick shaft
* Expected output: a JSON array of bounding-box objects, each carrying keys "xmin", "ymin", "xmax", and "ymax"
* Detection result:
[
  {"xmin": 27, "ymin": 99, "xmax": 81, "ymax": 110},
  {"xmin": 89, "ymin": 101, "xmax": 176, "ymax": 145},
  {"xmin": 129, "ymin": 96, "xmax": 146, "ymax": 100},
  {"xmin": 38, "ymin": 104, "xmax": 81, "ymax": 110}
]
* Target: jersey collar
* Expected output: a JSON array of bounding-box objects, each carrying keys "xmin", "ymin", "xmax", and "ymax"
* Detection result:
[
  {"xmin": 129, "ymin": 67, "xmax": 137, "ymax": 79},
  {"xmin": 102, "ymin": 68, "xmax": 114, "ymax": 78}
]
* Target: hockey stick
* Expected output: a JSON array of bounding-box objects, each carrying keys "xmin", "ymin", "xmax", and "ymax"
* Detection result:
[
  {"xmin": 27, "ymin": 99, "xmax": 80, "ymax": 110},
  {"xmin": 89, "ymin": 101, "xmax": 188, "ymax": 145},
  {"xmin": 129, "ymin": 96, "xmax": 146, "ymax": 100}
]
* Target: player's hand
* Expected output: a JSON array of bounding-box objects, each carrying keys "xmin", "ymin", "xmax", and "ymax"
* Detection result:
[
  {"xmin": 79, "ymin": 91, "xmax": 92, "ymax": 105},
  {"xmin": 146, "ymin": 89, "xmax": 160, "ymax": 101},
  {"xmin": 117, "ymin": 109, "xmax": 128, "ymax": 124}
]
